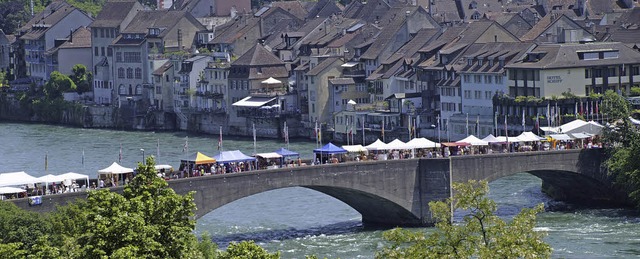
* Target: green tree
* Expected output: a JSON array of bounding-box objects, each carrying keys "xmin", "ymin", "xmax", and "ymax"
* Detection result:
[
  {"xmin": 219, "ymin": 241, "xmax": 280, "ymax": 259},
  {"xmin": 600, "ymin": 90, "xmax": 634, "ymax": 147},
  {"xmin": 69, "ymin": 64, "xmax": 92, "ymax": 94},
  {"xmin": 44, "ymin": 71, "xmax": 76, "ymax": 99},
  {"xmin": 0, "ymin": 71, "xmax": 7, "ymax": 88},
  {"xmin": 0, "ymin": 201, "xmax": 52, "ymax": 252},
  {"xmin": 47, "ymin": 156, "xmax": 201, "ymax": 258},
  {"xmin": 376, "ymin": 180, "xmax": 550, "ymax": 259}
]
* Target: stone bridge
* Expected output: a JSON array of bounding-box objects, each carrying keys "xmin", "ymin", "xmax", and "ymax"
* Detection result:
[{"xmin": 9, "ymin": 149, "xmax": 626, "ymax": 227}]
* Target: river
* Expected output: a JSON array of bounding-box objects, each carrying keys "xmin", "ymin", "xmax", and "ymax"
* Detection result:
[{"xmin": 1, "ymin": 122, "xmax": 638, "ymax": 258}]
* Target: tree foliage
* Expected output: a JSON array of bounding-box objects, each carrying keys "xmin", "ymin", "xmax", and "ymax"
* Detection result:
[
  {"xmin": 0, "ymin": 156, "xmax": 282, "ymax": 258},
  {"xmin": 601, "ymin": 90, "xmax": 635, "ymax": 147},
  {"xmin": 44, "ymin": 71, "xmax": 76, "ymax": 99},
  {"xmin": 376, "ymin": 180, "xmax": 551, "ymax": 259},
  {"xmin": 69, "ymin": 64, "xmax": 92, "ymax": 94}
]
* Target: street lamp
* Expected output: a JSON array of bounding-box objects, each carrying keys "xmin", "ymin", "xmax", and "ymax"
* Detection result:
[{"xmin": 140, "ymin": 149, "xmax": 145, "ymax": 164}]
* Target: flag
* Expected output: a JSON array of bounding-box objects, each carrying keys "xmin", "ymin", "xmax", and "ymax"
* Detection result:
[
  {"xmin": 546, "ymin": 102, "xmax": 551, "ymax": 128},
  {"xmin": 156, "ymin": 138, "xmax": 160, "ymax": 158},
  {"xmin": 580, "ymin": 99, "xmax": 584, "ymax": 115},
  {"xmin": 348, "ymin": 124, "xmax": 353, "ymax": 141},
  {"xmin": 362, "ymin": 118, "xmax": 365, "ymax": 145},
  {"xmin": 574, "ymin": 102, "xmax": 578, "ymax": 117},
  {"xmin": 504, "ymin": 114, "xmax": 508, "ymax": 139},
  {"xmin": 119, "ymin": 143, "xmax": 122, "ymax": 162},
  {"xmin": 45, "ymin": 152, "xmax": 48, "ymax": 171},
  {"xmin": 381, "ymin": 120, "xmax": 385, "ymax": 140},
  {"xmin": 536, "ymin": 113, "xmax": 540, "ymax": 128},
  {"xmin": 595, "ymin": 101, "xmax": 599, "ymax": 114},
  {"xmin": 408, "ymin": 119, "xmax": 412, "ymax": 139},
  {"xmin": 476, "ymin": 115, "xmax": 480, "ymax": 136},
  {"xmin": 182, "ymin": 137, "xmax": 188, "ymax": 153},
  {"xmin": 218, "ymin": 126, "xmax": 222, "ymax": 151},
  {"xmin": 82, "ymin": 149, "xmax": 85, "ymax": 166}
]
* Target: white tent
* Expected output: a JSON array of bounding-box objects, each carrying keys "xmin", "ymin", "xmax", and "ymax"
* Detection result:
[
  {"xmin": 261, "ymin": 77, "xmax": 281, "ymax": 84},
  {"xmin": 456, "ymin": 135, "xmax": 488, "ymax": 146},
  {"xmin": 38, "ymin": 174, "xmax": 61, "ymax": 183},
  {"xmin": 569, "ymin": 132, "xmax": 592, "ymax": 139},
  {"xmin": 481, "ymin": 134, "xmax": 504, "ymax": 144},
  {"xmin": 386, "ymin": 139, "xmax": 409, "ymax": 149},
  {"xmin": 57, "ymin": 172, "xmax": 90, "ymax": 185},
  {"xmin": 516, "ymin": 132, "xmax": 546, "ymax": 142},
  {"xmin": 549, "ymin": 134, "xmax": 573, "ymax": 141},
  {"xmin": 254, "ymin": 152, "xmax": 283, "ymax": 159},
  {"xmin": 406, "ymin": 138, "xmax": 440, "ymax": 148},
  {"xmin": 630, "ymin": 117, "xmax": 640, "ymax": 125},
  {"xmin": 542, "ymin": 119, "xmax": 603, "ymax": 135},
  {"xmin": 154, "ymin": 165, "xmax": 173, "ymax": 170},
  {"xmin": 342, "ymin": 145, "xmax": 369, "ymax": 153},
  {"xmin": 496, "ymin": 136, "xmax": 523, "ymax": 142},
  {"xmin": 0, "ymin": 187, "xmax": 26, "ymax": 195},
  {"xmin": 0, "ymin": 171, "xmax": 40, "ymax": 187},
  {"xmin": 98, "ymin": 162, "xmax": 134, "ymax": 175},
  {"xmin": 365, "ymin": 139, "xmax": 390, "ymax": 151}
]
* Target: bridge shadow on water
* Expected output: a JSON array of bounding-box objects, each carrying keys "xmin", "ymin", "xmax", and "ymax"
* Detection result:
[{"xmin": 208, "ymin": 220, "xmax": 365, "ymax": 247}]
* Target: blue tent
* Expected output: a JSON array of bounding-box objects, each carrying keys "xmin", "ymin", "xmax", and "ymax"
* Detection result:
[
  {"xmin": 274, "ymin": 148, "xmax": 299, "ymax": 157},
  {"xmin": 214, "ymin": 150, "xmax": 257, "ymax": 163},
  {"xmin": 313, "ymin": 142, "xmax": 347, "ymax": 154}
]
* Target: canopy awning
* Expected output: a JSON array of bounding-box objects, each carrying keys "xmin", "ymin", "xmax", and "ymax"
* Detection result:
[
  {"xmin": 341, "ymin": 62, "xmax": 359, "ymax": 67},
  {"xmin": 181, "ymin": 152, "xmax": 216, "ymax": 165},
  {"xmin": 38, "ymin": 174, "xmax": 61, "ymax": 183},
  {"xmin": 365, "ymin": 139, "xmax": 390, "ymax": 151},
  {"xmin": 342, "ymin": 145, "xmax": 369, "ymax": 153},
  {"xmin": 232, "ymin": 96, "xmax": 276, "ymax": 107},
  {"xmin": 155, "ymin": 164, "xmax": 173, "ymax": 170},
  {"xmin": 0, "ymin": 171, "xmax": 40, "ymax": 187},
  {"xmin": 0, "ymin": 187, "xmax": 26, "ymax": 194},
  {"xmin": 261, "ymin": 77, "xmax": 281, "ymax": 84},
  {"xmin": 214, "ymin": 150, "xmax": 257, "ymax": 163},
  {"xmin": 314, "ymin": 142, "xmax": 348, "ymax": 154},
  {"xmin": 481, "ymin": 134, "xmax": 505, "ymax": 144},
  {"xmin": 456, "ymin": 135, "xmax": 488, "ymax": 146},
  {"xmin": 569, "ymin": 132, "xmax": 592, "ymax": 139},
  {"xmin": 406, "ymin": 137, "xmax": 441, "ymax": 148},
  {"xmin": 98, "ymin": 162, "xmax": 134, "ymax": 175},
  {"xmin": 516, "ymin": 131, "xmax": 546, "ymax": 142},
  {"xmin": 549, "ymin": 134, "xmax": 573, "ymax": 141},
  {"xmin": 274, "ymin": 148, "xmax": 299, "ymax": 157},
  {"xmin": 255, "ymin": 152, "xmax": 283, "ymax": 159},
  {"xmin": 386, "ymin": 139, "xmax": 409, "ymax": 149},
  {"xmin": 442, "ymin": 142, "xmax": 469, "ymax": 147},
  {"xmin": 496, "ymin": 136, "xmax": 523, "ymax": 143}
]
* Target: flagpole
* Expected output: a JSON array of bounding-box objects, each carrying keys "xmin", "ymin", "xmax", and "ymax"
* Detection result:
[
  {"xmin": 156, "ymin": 138, "xmax": 160, "ymax": 159},
  {"xmin": 362, "ymin": 118, "xmax": 365, "ymax": 145},
  {"xmin": 82, "ymin": 148, "xmax": 85, "ymax": 172},
  {"xmin": 466, "ymin": 113, "xmax": 469, "ymax": 136},
  {"xmin": 253, "ymin": 122, "xmax": 257, "ymax": 155}
]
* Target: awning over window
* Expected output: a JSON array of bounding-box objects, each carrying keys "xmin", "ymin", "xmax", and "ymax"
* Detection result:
[
  {"xmin": 341, "ymin": 62, "xmax": 359, "ymax": 67},
  {"xmin": 232, "ymin": 96, "xmax": 276, "ymax": 107}
]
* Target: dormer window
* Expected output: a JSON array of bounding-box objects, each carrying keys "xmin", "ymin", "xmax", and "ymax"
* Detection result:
[
  {"xmin": 489, "ymin": 59, "xmax": 494, "ymax": 66},
  {"xmin": 478, "ymin": 59, "xmax": 483, "ymax": 66},
  {"xmin": 467, "ymin": 58, "xmax": 472, "ymax": 66},
  {"xmin": 149, "ymin": 28, "xmax": 160, "ymax": 36}
]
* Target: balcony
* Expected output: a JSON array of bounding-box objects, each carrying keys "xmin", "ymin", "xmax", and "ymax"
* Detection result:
[
  {"xmin": 195, "ymin": 91, "xmax": 224, "ymax": 99},
  {"xmin": 25, "ymin": 44, "xmax": 44, "ymax": 51},
  {"xmin": 237, "ymin": 109, "xmax": 300, "ymax": 119},
  {"xmin": 342, "ymin": 69, "xmax": 366, "ymax": 78},
  {"xmin": 26, "ymin": 56, "xmax": 44, "ymax": 64}
]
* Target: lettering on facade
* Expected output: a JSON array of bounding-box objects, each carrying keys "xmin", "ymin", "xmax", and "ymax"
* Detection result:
[{"xmin": 547, "ymin": 75, "xmax": 562, "ymax": 83}]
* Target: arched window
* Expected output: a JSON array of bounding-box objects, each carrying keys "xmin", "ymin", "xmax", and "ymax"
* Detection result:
[
  {"xmin": 135, "ymin": 68, "xmax": 142, "ymax": 79},
  {"xmin": 135, "ymin": 84, "xmax": 142, "ymax": 95},
  {"xmin": 127, "ymin": 68, "xmax": 133, "ymax": 79},
  {"xmin": 118, "ymin": 68, "xmax": 124, "ymax": 78},
  {"xmin": 118, "ymin": 84, "xmax": 126, "ymax": 95}
]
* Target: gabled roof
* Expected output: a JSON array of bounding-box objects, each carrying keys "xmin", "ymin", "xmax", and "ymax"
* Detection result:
[
  {"xmin": 122, "ymin": 10, "xmax": 205, "ymax": 36},
  {"xmin": 20, "ymin": 1, "xmax": 89, "ymax": 40},
  {"xmin": 520, "ymin": 13, "xmax": 590, "ymax": 42},
  {"xmin": 58, "ymin": 26, "xmax": 91, "ymax": 49},
  {"xmin": 507, "ymin": 42, "xmax": 640, "ymax": 69},
  {"xmin": 272, "ymin": 1, "xmax": 308, "ymax": 20},
  {"xmin": 305, "ymin": 0, "xmax": 343, "ymax": 19},
  {"xmin": 209, "ymin": 16, "xmax": 260, "ymax": 45},
  {"xmin": 232, "ymin": 43, "xmax": 284, "ymax": 66},
  {"xmin": 307, "ymin": 57, "xmax": 342, "ymax": 76},
  {"xmin": 153, "ymin": 61, "xmax": 173, "ymax": 76},
  {"xmin": 90, "ymin": 0, "xmax": 140, "ymax": 28}
]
